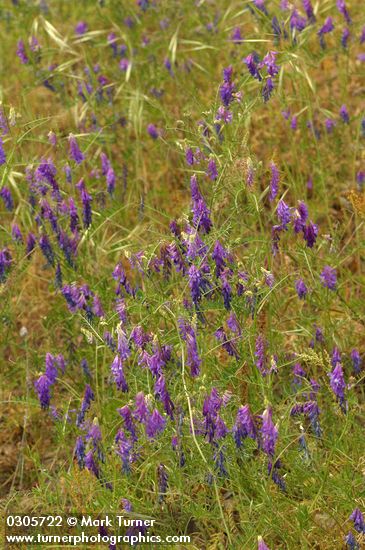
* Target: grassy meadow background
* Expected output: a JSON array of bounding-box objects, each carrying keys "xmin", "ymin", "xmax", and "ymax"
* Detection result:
[{"xmin": 1, "ymin": 0, "xmax": 365, "ymax": 548}]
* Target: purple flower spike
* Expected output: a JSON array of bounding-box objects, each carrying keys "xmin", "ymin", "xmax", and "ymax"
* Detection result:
[
  {"xmin": 302, "ymin": 0, "xmax": 315, "ymax": 22},
  {"xmin": 349, "ymin": 508, "xmax": 365, "ymax": 533},
  {"xmin": 157, "ymin": 463, "xmax": 168, "ymax": 503},
  {"xmin": 345, "ymin": 531, "xmax": 359, "ymax": 549},
  {"xmin": 320, "ymin": 265, "xmax": 337, "ymax": 290},
  {"xmin": 244, "ymin": 53, "xmax": 262, "ymax": 81},
  {"xmin": 277, "ymin": 199, "xmax": 291, "ymax": 227},
  {"xmin": 179, "ymin": 318, "xmax": 201, "ymax": 377},
  {"xmin": 207, "ymin": 158, "xmax": 218, "ymax": 181},
  {"xmin": 295, "ymin": 278, "xmax": 307, "ymax": 299},
  {"xmin": 329, "ymin": 363, "xmax": 346, "ymax": 410},
  {"xmin": 290, "ymin": 9, "xmax": 307, "ymax": 31},
  {"xmin": 303, "ymin": 221, "xmax": 318, "ymax": 248},
  {"xmin": 111, "ymin": 355, "xmax": 128, "ymax": 392},
  {"xmin": 231, "ymin": 27, "xmax": 243, "ymax": 44},
  {"xmin": 74, "ymin": 436, "xmax": 85, "ymax": 469},
  {"xmin": 146, "ymin": 409, "xmax": 166, "ymax": 439},
  {"xmin": 0, "ymin": 187, "xmax": 13, "ymax": 210},
  {"xmin": 340, "ymin": 105, "xmax": 350, "ymax": 124},
  {"xmin": 252, "ymin": 0, "xmax": 268, "ymax": 15},
  {"xmin": 255, "ymin": 335, "xmax": 268, "ymax": 376},
  {"xmin": 269, "ymin": 162, "xmax": 279, "ymax": 201},
  {"xmin": 0, "ymin": 137, "xmax": 6, "ymax": 165},
  {"xmin": 34, "ymin": 374, "xmax": 52, "ymax": 409},
  {"xmin": 154, "ymin": 375, "xmax": 174, "ymax": 418},
  {"xmin": 85, "ymin": 450, "xmax": 99, "ymax": 478},
  {"xmin": 11, "ymin": 223, "xmax": 23, "ymax": 243},
  {"xmin": 16, "ymin": 40, "xmax": 29, "ymax": 64},
  {"xmin": 75, "ymin": 21, "xmax": 88, "ymax": 35},
  {"xmin": 68, "ymin": 134, "xmax": 85, "ymax": 164},
  {"xmin": 233, "ymin": 405, "xmax": 256, "ymax": 447},
  {"xmin": 261, "ymin": 407, "xmax": 278, "ymax": 457},
  {"xmin": 350, "ymin": 349, "xmax": 362, "ymax": 375},
  {"xmin": 147, "ymin": 124, "xmax": 159, "ymax": 139},
  {"xmin": 318, "ymin": 17, "xmax": 334, "ymax": 48},
  {"xmin": 258, "ymin": 536, "xmax": 271, "ymax": 550},
  {"xmin": 337, "ymin": 0, "xmax": 351, "ymax": 24},
  {"xmin": 325, "ymin": 118, "xmax": 336, "ymax": 133}
]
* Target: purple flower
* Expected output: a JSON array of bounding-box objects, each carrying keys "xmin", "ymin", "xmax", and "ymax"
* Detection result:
[
  {"xmin": 303, "ymin": 221, "xmax": 318, "ymax": 248},
  {"xmin": 295, "ymin": 279, "xmax": 308, "ymax": 299},
  {"xmin": 258, "ymin": 536, "xmax": 271, "ymax": 550},
  {"xmin": 340, "ymin": 104, "xmax": 350, "ymax": 124},
  {"xmin": 350, "ymin": 349, "xmax": 362, "ymax": 375},
  {"xmin": 277, "ymin": 199, "xmax": 291, "ymax": 227},
  {"xmin": 92, "ymin": 295, "xmax": 104, "ymax": 317},
  {"xmin": 259, "ymin": 51, "xmax": 279, "ymax": 77},
  {"xmin": 68, "ymin": 134, "xmax": 85, "ymax": 164},
  {"xmin": 147, "ymin": 124, "xmax": 159, "ymax": 139},
  {"xmin": 0, "ymin": 137, "xmax": 6, "ymax": 165},
  {"xmin": 318, "ymin": 17, "xmax": 334, "ymax": 48},
  {"xmin": 203, "ymin": 387, "xmax": 223, "ymax": 443},
  {"xmin": 76, "ymin": 179, "xmax": 92, "ymax": 228},
  {"xmin": 146, "ymin": 409, "xmax": 166, "ymax": 439},
  {"xmin": 320, "ymin": 265, "xmax": 337, "ymax": 290},
  {"xmin": 119, "ymin": 58, "xmax": 130, "ymax": 71},
  {"xmin": 16, "ymin": 40, "xmax": 29, "ymax": 64},
  {"xmin": 74, "ymin": 436, "xmax": 85, "ymax": 469},
  {"xmin": 324, "ymin": 118, "xmax": 336, "ymax": 134},
  {"xmin": 45, "ymin": 353, "xmax": 58, "ymax": 383},
  {"xmin": 231, "ymin": 27, "xmax": 243, "ymax": 44},
  {"xmin": 157, "ymin": 463, "xmax": 168, "ymax": 502},
  {"xmin": 118, "ymin": 406, "xmax": 138, "ymax": 442},
  {"xmin": 232, "ymin": 405, "xmax": 256, "ymax": 447},
  {"xmin": 337, "ymin": 0, "xmax": 351, "ymax": 24},
  {"xmin": 154, "ymin": 375, "xmax": 174, "ymax": 418},
  {"xmin": 48, "ymin": 131, "xmax": 57, "ymax": 146},
  {"xmin": 331, "ymin": 346, "xmax": 342, "ymax": 367},
  {"xmin": 244, "ymin": 53, "xmax": 262, "ymax": 81},
  {"xmin": 134, "ymin": 392, "xmax": 149, "ymax": 423},
  {"xmin": 219, "ymin": 79, "xmax": 235, "ymax": 107},
  {"xmin": 252, "ymin": 0, "xmax": 267, "ymax": 15},
  {"xmin": 342, "ymin": 28, "xmax": 350, "ymax": 48},
  {"xmin": 269, "ymin": 162, "xmax": 279, "ymax": 201},
  {"xmin": 39, "ymin": 234, "xmax": 55, "ymax": 266},
  {"xmin": 291, "ymin": 116, "xmax": 298, "ymax": 130},
  {"xmin": 349, "ymin": 508, "xmax": 365, "ymax": 533},
  {"xmin": 261, "ymin": 407, "xmax": 278, "ymax": 457},
  {"xmin": 34, "ymin": 374, "xmax": 52, "ymax": 409},
  {"xmin": 0, "ymin": 108, "xmax": 9, "ymax": 135},
  {"xmin": 207, "ymin": 158, "xmax": 218, "ymax": 181},
  {"xmin": 290, "ymin": 9, "xmax": 307, "ymax": 31},
  {"xmin": 179, "ymin": 319, "xmax": 201, "ymax": 377},
  {"xmin": 75, "ymin": 21, "xmax": 88, "ymax": 35},
  {"xmin": 0, "ymin": 187, "xmax": 13, "ymax": 210},
  {"xmin": 345, "ymin": 531, "xmax": 359, "ymax": 550},
  {"xmin": 262, "ymin": 78, "xmax": 274, "ymax": 102},
  {"xmin": 255, "ymin": 335, "xmax": 268, "ymax": 376},
  {"xmin": 106, "ymin": 167, "xmax": 116, "ymax": 195},
  {"xmin": 111, "ymin": 355, "xmax": 128, "ymax": 392},
  {"xmin": 329, "ymin": 363, "xmax": 346, "ymax": 409},
  {"xmin": 11, "ymin": 223, "xmax": 23, "ymax": 243},
  {"xmin": 215, "ymin": 326, "xmax": 239, "ymax": 359},
  {"xmin": 293, "ymin": 201, "xmax": 308, "ymax": 232},
  {"xmin": 76, "ymin": 384, "xmax": 95, "ymax": 426},
  {"xmin": 302, "ymin": 0, "xmax": 315, "ymax": 22},
  {"xmin": 26, "ymin": 232, "xmax": 36, "ymax": 256},
  {"xmin": 84, "ymin": 450, "xmax": 99, "ymax": 477},
  {"xmin": 227, "ymin": 312, "xmax": 241, "ymax": 335}
]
